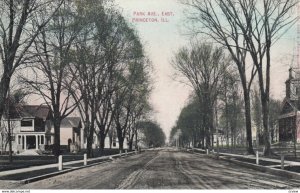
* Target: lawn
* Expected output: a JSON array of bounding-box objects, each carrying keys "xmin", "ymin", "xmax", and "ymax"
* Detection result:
[{"xmin": 0, "ymin": 148, "xmax": 125, "ymax": 172}]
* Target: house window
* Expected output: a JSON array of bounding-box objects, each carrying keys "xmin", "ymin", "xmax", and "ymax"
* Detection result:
[
  {"xmin": 113, "ymin": 142, "xmax": 116, "ymax": 147},
  {"xmin": 21, "ymin": 119, "xmax": 33, "ymax": 127}
]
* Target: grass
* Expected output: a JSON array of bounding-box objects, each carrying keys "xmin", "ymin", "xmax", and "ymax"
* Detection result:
[{"xmin": 0, "ymin": 148, "xmax": 127, "ymax": 172}]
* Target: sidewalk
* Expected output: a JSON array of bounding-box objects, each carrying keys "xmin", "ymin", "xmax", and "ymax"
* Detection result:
[{"xmin": 0, "ymin": 151, "xmax": 137, "ymax": 183}]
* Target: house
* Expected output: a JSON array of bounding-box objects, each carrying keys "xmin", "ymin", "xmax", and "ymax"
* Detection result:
[
  {"xmin": 56, "ymin": 117, "xmax": 82, "ymax": 152},
  {"xmin": 0, "ymin": 105, "xmax": 51, "ymax": 153},
  {"xmin": 278, "ymin": 68, "xmax": 300, "ymax": 143},
  {"xmin": 88, "ymin": 128, "xmax": 129, "ymax": 150},
  {"xmin": 0, "ymin": 105, "xmax": 82, "ymax": 154}
]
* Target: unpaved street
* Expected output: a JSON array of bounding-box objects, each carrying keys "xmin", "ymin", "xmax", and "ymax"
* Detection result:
[{"xmin": 6, "ymin": 148, "xmax": 300, "ymax": 189}]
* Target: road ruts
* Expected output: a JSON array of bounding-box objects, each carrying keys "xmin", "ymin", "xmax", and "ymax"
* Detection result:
[
  {"xmin": 117, "ymin": 152, "xmax": 161, "ymax": 189},
  {"xmin": 12, "ymin": 148, "xmax": 300, "ymax": 189},
  {"xmin": 119, "ymin": 149, "xmax": 300, "ymax": 189}
]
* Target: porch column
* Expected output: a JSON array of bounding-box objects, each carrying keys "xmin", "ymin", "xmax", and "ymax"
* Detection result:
[
  {"xmin": 38, "ymin": 135, "xmax": 40, "ymax": 148},
  {"xmin": 36, "ymin": 135, "xmax": 38, "ymax": 150},
  {"xmin": 24, "ymin": 135, "xmax": 27, "ymax": 150},
  {"xmin": 20, "ymin": 135, "xmax": 23, "ymax": 148}
]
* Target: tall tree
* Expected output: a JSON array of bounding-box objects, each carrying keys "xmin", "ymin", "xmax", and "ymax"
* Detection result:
[
  {"xmin": 219, "ymin": 69, "xmax": 244, "ymax": 148},
  {"xmin": 252, "ymin": 86, "xmax": 263, "ymax": 146},
  {"xmin": 174, "ymin": 95, "xmax": 204, "ymax": 148},
  {"xmin": 137, "ymin": 121, "xmax": 166, "ymax": 148},
  {"xmin": 21, "ymin": 1, "xmax": 81, "ymax": 157},
  {"xmin": 182, "ymin": 0, "xmax": 297, "ymax": 155},
  {"xmin": 0, "ymin": 0, "xmax": 63, "ymax": 123},
  {"xmin": 172, "ymin": 42, "xmax": 231, "ymax": 149},
  {"xmin": 1, "ymin": 89, "xmax": 27, "ymax": 162},
  {"xmin": 268, "ymin": 97, "xmax": 281, "ymax": 143}
]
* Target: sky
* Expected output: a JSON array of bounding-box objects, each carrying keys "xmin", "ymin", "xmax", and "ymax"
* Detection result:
[
  {"xmin": 114, "ymin": 0, "xmax": 298, "ymax": 141},
  {"xmin": 114, "ymin": 0, "xmax": 193, "ymax": 141}
]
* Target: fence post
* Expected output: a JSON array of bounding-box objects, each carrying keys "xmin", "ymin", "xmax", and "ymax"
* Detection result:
[
  {"xmin": 125, "ymin": 149, "xmax": 128, "ymax": 156},
  {"xmin": 256, "ymin": 151, "xmax": 259, "ymax": 165},
  {"xmin": 119, "ymin": 150, "xmax": 122, "ymax": 156},
  {"xmin": 58, "ymin": 155, "xmax": 63, "ymax": 171},
  {"xmin": 281, "ymin": 154, "xmax": 285, "ymax": 170},
  {"xmin": 84, "ymin": 153, "xmax": 87, "ymax": 166},
  {"xmin": 135, "ymin": 149, "xmax": 137, "ymax": 155},
  {"xmin": 206, "ymin": 149, "xmax": 209, "ymax": 155}
]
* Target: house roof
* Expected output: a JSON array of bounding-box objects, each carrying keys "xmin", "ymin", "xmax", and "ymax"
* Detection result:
[
  {"xmin": 279, "ymin": 98, "xmax": 300, "ymax": 119},
  {"xmin": 61, "ymin": 117, "xmax": 82, "ymax": 128},
  {"xmin": 282, "ymin": 99, "xmax": 299, "ymax": 112},
  {"xmin": 6, "ymin": 105, "xmax": 51, "ymax": 120}
]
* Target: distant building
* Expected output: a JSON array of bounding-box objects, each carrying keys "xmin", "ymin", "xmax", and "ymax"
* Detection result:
[
  {"xmin": 278, "ymin": 68, "xmax": 300, "ymax": 143},
  {"xmin": 79, "ymin": 125, "xmax": 130, "ymax": 150}
]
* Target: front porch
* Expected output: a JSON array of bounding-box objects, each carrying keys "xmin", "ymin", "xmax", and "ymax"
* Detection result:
[{"xmin": 16, "ymin": 133, "xmax": 46, "ymax": 151}]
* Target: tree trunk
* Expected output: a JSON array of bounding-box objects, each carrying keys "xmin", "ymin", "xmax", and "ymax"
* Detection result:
[
  {"xmin": 116, "ymin": 123, "xmax": 124, "ymax": 150},
  {"xmin": 53, "ymin": 119, "xmax": 61, "ymax": 157},
  {"xmin": 118, "ymin": 137, "xmax": 124, "ymax": 150},
  {"xmin": 99, "ymin": 127, "xmax": 105, "ymax": 153},
  {"xmin": 231, "ymin": 127, "xmax": 234, "ymax": 150},
  {"xmin": 99, "ymin": 131, "xmax": 105, "ymax": 155},
  {"xmin": 128, "ymin": 133, "xmax": 134, "ymax": 151},
  {"xmin": 135, "ymin": 129, "xmax": 138, "ymax": 149},
  {"xmin": 0, "ymin": 75, "xmax": 11, "ymax": 126},
  {"xmin": 244, "ymin": 89, "xmax": 255, "ymax": 154},
  {"xmin": 86, "ymin": 130, "xmax": 93, "ymax": 158},
  {"xmin": 86, "ymin": 123, "xmax": 95, "ymax": 158},
  {"xmin": 109, "ymin": 135, "xmax": 112, "ymax": 149},
  {"xmin": 128, "ymin": 140, "xmax": 133, "ymax": 151},
  {"xmin": 262, "ymin": 96, "xmax": 271, "ymax": 155},
  {"xmin": 8, "ymin": 123, "xmax": 12, "ymax": 163}
]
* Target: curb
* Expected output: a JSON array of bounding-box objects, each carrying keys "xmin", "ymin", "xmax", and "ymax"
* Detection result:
[
  {"xmin": 20, "ymin": 152, "xmax": 140, "ymax": 184},
  {"xmin": 220, "ymin": 156, "xmax": 300, "ymax": 180},
  {"xmin": 188, "ymin": 150, "xmax": 300, "ymax": 181}
]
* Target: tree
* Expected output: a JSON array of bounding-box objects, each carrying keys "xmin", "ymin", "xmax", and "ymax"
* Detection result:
[
  {"xmin": 93, "ymin": 9, "xmax": 150, "ymax": 153},
  {"xmin": 172, "ymin": 41, "xmax": 230, "ymax": 149},
  {"xmin": 113, "ymin": 49, "xmax": 151, "ymax": 150},
  {"xmin": 69, "ymin": 1, "xmax": 151, "ymax": 156},
  {"xmin": 1, "ymin": 89, "xmax": 27, "ymax": 162},
  {"xmin": 21, "ymin": 1, "xmax": 81, "ymax": 157},
  {"xmin": 219, "ymin": 69, "xmax": 244, "ymax": 148},
  {"xmin": 252, "ymin": 86, "xmax": 262, "ymax": 146},
  {"xmin": 182, "ymin": 0, "xmax": 297, "ymax": 155},
  {"xmin": 268, "ymin": 97, "xmax": 281, "ymax": 143},
  {"xmin": 172, "ymin": 95, "xmax": 204, "ymax": 148},
  {"xmin": 0, "ymin": 0, "xmax": 63, "ymax": 124},
  {"xmin": 137, "ymin": 121, "xmax": 166, "ymax": 148},
  {"xmin": 68, "ymin": 0, "xmax": 129, "ymax": 157}
]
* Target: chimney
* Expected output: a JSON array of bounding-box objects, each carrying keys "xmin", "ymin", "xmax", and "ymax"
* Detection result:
[
  {"xmin": 289, "ymin": 67, "xmax": 293, "ymax": 79},
  {"xmin": 286, "ymin": 68, "xmax": 293, "ymax": 99}
]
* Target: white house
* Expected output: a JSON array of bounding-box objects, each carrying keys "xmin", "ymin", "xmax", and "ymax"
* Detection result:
[
  {"xmin": 0, "ymin": 105, "xmax": 82, "ymax": 154},
  {"xmin": 83, "ymin": 128, "xmax": 129, "ymax": 150},
  {"xmin": 0, "ymin": 105, "xmax": 51, "ymax": 153}
]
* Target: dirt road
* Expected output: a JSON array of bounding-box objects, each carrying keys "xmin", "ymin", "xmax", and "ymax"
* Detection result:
[{"xmin": 4, "ymin": 148, "xmax": 300, "ymax": 189}]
